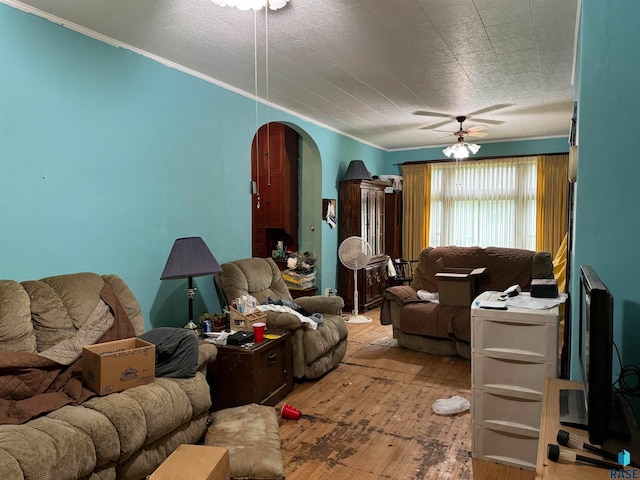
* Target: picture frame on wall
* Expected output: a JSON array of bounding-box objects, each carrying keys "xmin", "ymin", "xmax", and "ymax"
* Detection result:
[{"xmin": 322, "ymin": 199, "xmax": 336, "ymax": 228}]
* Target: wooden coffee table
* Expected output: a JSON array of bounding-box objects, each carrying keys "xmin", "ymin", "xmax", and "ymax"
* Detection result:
[{"xmin": 207, "ymin": 331, "xmax": 293, "ymax": 411}]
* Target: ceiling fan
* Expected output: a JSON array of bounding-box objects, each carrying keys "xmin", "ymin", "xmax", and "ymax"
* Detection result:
[
  {"xmin": 415, "ymin": 104, "xmax": 511, "ymax": 131},
  {"xmin": 440, "ymin": 116, "xmax": 487, "ymax": 159},
  {"xmin": 436, "ymin": 115, "xmax": 488, "ymax": 139}
]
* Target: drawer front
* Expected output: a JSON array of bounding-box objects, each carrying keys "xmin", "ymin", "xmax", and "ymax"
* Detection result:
[
  {"xmin": 472, "ymin": 316, "xmax": 558, "ymax": 362},
  {"xmin": 472, "ymin": 389, "xmax": 542, "ymax": 431},
  {"xmin": 473, "ymin": 354, "xmax": 556, "ymax": 397},
  {"xmin": 472, "ymin": 421, "xmax": 538, "ymax": 470}
]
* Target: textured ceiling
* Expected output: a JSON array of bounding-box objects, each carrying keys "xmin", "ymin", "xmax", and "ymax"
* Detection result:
[{"xmin": 7, "ymin": 0, "xmax": 578, "ymax": 151}]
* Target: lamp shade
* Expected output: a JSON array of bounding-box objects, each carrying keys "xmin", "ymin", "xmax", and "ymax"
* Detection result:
[
  {"xmin": 160, "ymin": 237, "xmax": 222, "ymax": 280},
  {"xmin": 342, "ymin": 160, "xmax": 372, "ymax": 181}
]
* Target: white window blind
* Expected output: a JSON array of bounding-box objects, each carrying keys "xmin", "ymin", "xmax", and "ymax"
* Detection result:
[{"xmin": 429, "ymin": 157, "xmax": 537, "ymax": 249}]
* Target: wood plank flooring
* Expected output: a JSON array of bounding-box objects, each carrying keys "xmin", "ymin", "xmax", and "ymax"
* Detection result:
[{"xmin": 276, "ymin": 310, "xmax": 535, "ymax": 480}]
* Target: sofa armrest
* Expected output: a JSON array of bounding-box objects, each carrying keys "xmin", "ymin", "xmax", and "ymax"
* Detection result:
[
  {"xmin": 197, "ymin": 342, "xmax": 218, "ymax": 368},
  {"xmin": 294, "ymin": 295, "xmax": 344, "ymax": 315},
  {"xmin": 263, "ymin": 311, "xmax": 305, "ymax": 331},
  {"xmin": 383, "ymin": 285, "xmax": 420, "ymax": 304}
]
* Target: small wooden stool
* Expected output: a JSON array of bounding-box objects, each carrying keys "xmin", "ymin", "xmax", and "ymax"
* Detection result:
[{"xmin": 205, "ymin": 403, "xmax": 284, "ymax": 480}]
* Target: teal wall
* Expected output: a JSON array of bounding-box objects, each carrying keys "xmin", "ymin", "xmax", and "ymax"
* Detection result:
[
  {"xmin": 0, "ymin": 5, "xmax": 385, "ymax": 329},
  {"xmin": 570, "ymin": 0, "xmax": 640, "ymax": 379}
]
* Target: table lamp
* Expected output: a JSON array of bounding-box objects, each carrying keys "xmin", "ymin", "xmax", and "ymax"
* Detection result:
[{"xmin": 160, "ymin": 237, "xmax": 223, "ymax": 331}]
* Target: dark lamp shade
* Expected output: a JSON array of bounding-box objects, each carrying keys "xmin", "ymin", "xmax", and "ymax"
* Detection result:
[
  {"xmin": 342, "ymin": 160, "xmax": 372, "ymax": 180},
  {"xmin": 160, "ymin": 237, "xmax": 222, "ymax": 280}
]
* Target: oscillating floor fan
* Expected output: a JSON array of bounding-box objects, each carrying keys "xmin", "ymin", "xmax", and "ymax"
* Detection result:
[{"xmin": 338, "ymin": 236, "xmax": 373, "ymax": 324}]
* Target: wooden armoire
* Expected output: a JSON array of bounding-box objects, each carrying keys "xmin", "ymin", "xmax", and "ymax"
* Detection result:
[
  {"xmin": 338, "ymin": 179, "xmax": 390, "ymax": 312},
  {"xmin": 251, "ymin": 123, "xmax": 299, "ymax": 258}
]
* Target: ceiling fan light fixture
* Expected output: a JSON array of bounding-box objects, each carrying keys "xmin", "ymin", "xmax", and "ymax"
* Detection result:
[
  {"xmin": 443, "ymin": 145, "xmax": 454, "ymax": 158},
  {"xmin": 456, "ymin": 146, "xmax": 470, "ymax": 159},
  {"xmin": 211, "ymin": 0, "xmax": 289, "ymax": 10},
  {"xmin": 442, "ymin": 139, "xmax": 480, "ymax": 160}
]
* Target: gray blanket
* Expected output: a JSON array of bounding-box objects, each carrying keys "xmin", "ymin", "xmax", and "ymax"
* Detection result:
[{"xmin": 139, "ymin": 328, "xmax": 199, "ymax": 378}]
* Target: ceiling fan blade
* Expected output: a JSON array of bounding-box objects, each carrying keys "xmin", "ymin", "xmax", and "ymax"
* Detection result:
[
  {"xmin": 437, "ymin": 133, "xmax": 455, "ymax": 140},
  {"xmin": 470, "ymin": 117, "xmax": 504, "ymax": 125},
  {"xmin": 468, "ymin": 104, "xmax": 512, "ymax": 116},
  {"xmin": 414, "ymin": 110, "xmax": 451, "ymax": 118},
  {"xmin": 467, "ymin": 131, "xmax": 488, "ymax": 138},
  {"xmin": 419, "ymin": 120, "xmax": 453, "ymax": 130},
  {"xmin": 467, "ymin": 125, "xmax": 488, "ymax": 132}
]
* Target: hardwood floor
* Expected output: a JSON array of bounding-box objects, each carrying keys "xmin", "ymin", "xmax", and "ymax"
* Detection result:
[{"xmin": 276, "ymin": 310, "xmax": 536, "ymax": 480}]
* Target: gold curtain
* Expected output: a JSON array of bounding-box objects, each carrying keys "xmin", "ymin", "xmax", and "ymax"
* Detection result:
[
  {"xmin": 401, "ymin": 163, "xmax": 431, "ymax": 261},
  {"xmin": 535, "ymin": 154, "xmax": 569, "ymax": 255}
]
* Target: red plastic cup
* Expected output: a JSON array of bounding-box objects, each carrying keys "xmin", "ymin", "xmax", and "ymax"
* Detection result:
[
  {"xmin": 281, "ymin": 403, "xmax": 301, "ymax": 420},
  {"xmin": 253, "ymin": 322, "xmax": 266, "ymax": 343}
]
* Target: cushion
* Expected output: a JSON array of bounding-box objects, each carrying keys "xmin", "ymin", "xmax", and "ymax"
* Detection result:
[
  {"xmin": 215, "ymin": 259, "xmax": 292, "ymax": 306},
  {"xmin": 0, "ymin": 280, "xmax": 37, "ymax": 353},
  {"xmin": 205, "ymin": 403, "xmax": 284, "ymax": 480}
]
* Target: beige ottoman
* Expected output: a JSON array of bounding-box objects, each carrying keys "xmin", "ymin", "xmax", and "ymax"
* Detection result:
[{"xmin": 205, "ymin": 404, "xmax": 285, "ymax": 480}]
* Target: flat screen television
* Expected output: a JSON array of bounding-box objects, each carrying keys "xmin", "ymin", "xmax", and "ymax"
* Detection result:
[{"xmin": 559, "ymin": 264, "xmax": 629, "ymax": 445}]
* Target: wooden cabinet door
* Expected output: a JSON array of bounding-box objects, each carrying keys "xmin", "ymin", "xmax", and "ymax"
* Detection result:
[
  {"xmin": 251, "ymin": 123, "xmax": 299, "ymax": 257},
  {"xmin": 358, "ymin": 256, "xmax": 389, "ymax": 311},
  {"xmin": 373, "ymin": 260, "xmax": 389, "ymax": 300},
  {"xmin": 385, "ymin": 192, "xmax": 402, "ymax": 260},
  {"xmin": 358, "ymin": 185, "xmax": 385, "ymax": 256},
  {"xmin": 372, "ymin": 189, "xmax": 385, "ymax": 256},
  {"xmin": 363, "ymin": 265, "xmax": 375, "ymax": 309}
]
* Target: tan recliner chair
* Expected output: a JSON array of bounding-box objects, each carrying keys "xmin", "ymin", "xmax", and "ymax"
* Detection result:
[{"xmin": 214, "ymin": 257, "xmax": 348, "ymax": 380}]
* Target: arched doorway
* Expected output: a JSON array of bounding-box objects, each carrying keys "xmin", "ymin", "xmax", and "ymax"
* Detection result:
[{"xmin": 251, "ymin": 122, "xmax": 323, "ymax": 286}]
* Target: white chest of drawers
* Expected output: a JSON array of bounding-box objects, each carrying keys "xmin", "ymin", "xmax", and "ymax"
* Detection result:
[{"xmin": 471, "ymin": 291, "xmax": 560, "ymax": 470}]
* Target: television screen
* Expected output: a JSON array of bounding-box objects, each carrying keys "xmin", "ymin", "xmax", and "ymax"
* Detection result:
[
  {"xmin": 559, "ymin": 265, "xmax": 628, "ymax": 445},
  {"xmin": 579, "ymin": 265, "xmax": 613, "ymax": 444}
]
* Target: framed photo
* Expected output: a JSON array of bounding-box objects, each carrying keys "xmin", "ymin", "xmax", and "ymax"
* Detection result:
[{"xmin": 322, "ymin": 199, "xmax": 336, "ymax": 228}]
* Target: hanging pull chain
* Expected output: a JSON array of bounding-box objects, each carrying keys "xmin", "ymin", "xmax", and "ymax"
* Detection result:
[
  {"xmin": 265, "ymin": 6, "xmax": 271, "ymax": 187},
  {"xmin": 253, "ymin": 9, "xmax": 261, "ymax": 208}
]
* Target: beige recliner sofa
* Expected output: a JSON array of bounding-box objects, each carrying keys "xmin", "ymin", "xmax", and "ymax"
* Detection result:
[
  {"xmin": 0, "ymin": 272, "xmax": 217, "ymax": 480},
  {"xmin": 381, "ymin": 246, "xmax": 554, "ymax": 359},
  {"xmin": 214, "ymin": 257, "xmax": 348, "ymax": 380}
]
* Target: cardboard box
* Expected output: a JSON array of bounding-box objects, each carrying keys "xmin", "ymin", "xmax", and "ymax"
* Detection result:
[
  {"xmin": 148, "ymin": 445, "xmax": 230, "ymax": 480},
  {"xmin": 82, "ymin": 338, "xmax": 155, "ymax": 395},
  {"xmin": 435, "ymin": 258, "xmax": 486, "ymax": 306}
]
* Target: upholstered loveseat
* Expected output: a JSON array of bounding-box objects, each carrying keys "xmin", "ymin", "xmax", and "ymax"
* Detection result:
[
  {"xmin": 0, "ymin": 272, "xmax": 217, "ymax": 480},
  {"xmin": 214, "ymin": 257, "xmax": 348, "ymax": 380},
  {"xmin": 381, "ymin": 246, "xmax": 554, "ymax": 358}
]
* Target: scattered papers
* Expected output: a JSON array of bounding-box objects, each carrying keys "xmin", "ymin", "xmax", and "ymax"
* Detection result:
[
  {"xmin": 203, "ymin": 331, "xmax": 231, "ymax": 346},
  {"xmin": 475, "ymin": 291, "xmax": 568, "ymax": 310},
  {"xmin": 506, "ymin": 293, "xmax": 568, "ymax": 310}
]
